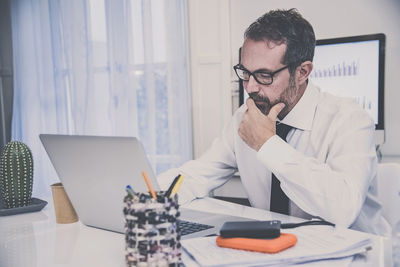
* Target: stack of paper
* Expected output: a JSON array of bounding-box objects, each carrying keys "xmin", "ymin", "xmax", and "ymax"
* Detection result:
[{"xmin": 181, "ymin": 226, "xmax": 371, "ymax": 266}]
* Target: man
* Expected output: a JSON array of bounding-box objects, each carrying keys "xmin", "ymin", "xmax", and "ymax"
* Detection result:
[{"xmin": 158, "ymin": 9, "xmax": 390, "ymax": 235}]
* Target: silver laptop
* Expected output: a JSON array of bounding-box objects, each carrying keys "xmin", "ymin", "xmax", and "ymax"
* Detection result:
[{"xmin": 39, "ymin": 134, "xmax": 249, "ymax": 239}]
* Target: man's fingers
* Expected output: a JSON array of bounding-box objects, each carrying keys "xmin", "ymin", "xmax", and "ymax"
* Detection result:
[
  {"xmin": 246, "ymin": 98, "xmax": 259, "ymax": 111},
  {"xmin": 268, "ymin": 103, "xmax": 285, "ymax": 120}
]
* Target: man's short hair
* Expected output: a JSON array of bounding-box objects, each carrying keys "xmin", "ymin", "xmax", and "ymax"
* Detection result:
[{"xmin": 244, "ymin": 9, "xmax": 316, "ymax": 74}]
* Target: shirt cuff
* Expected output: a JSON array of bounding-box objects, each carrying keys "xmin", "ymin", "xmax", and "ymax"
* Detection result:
[{"xmin": 257, "ymin": 135, "xmax": 300, "ymax": 175}]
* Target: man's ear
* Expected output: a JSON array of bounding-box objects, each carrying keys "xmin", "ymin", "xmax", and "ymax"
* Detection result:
[{"xmin": 296, "ymin": 61, "xmax": 313, "ymax": 85}]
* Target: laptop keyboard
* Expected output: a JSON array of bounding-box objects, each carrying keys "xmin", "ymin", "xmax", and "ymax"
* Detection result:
[{"xmin": 178, "ymin": 220, "xmax": 214, "ymax": 236}]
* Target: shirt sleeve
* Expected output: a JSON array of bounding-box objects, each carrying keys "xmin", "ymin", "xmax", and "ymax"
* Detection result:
[
  {"xmin": 257, "ymin": 109, "xmax": 377, "ymax": 228},
  {"xmin": 157, "ymin": 115, "xmax": 238, "ymax": 205}
]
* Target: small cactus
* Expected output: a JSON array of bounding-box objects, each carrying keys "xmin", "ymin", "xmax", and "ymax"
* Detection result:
[{"xmin": 0, "ymin": 141, "xmax": 34, "ymax": 209}]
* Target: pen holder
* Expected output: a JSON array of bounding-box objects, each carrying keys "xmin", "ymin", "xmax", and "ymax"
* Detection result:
[{"xmin": 123, "ymin": 191, "xmax": 182, "ymax": 267}]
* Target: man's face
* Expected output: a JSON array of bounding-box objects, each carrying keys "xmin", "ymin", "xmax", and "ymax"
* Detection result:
[{"xmin": 241, "ymin": 39, "xmax": 298, "ymax": 118}]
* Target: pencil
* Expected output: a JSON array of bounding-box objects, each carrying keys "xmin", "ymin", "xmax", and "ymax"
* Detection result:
[
  {"xmin": 164, "ymin": 174, "xmax": 181, "ymax": 198},
  {"xmin": 142, "ymin": 171, "xmax": 157, "ymax": 200},
  {"xmin": 169, "ymin": 175, "xmax": 184, "ymax": 198}
]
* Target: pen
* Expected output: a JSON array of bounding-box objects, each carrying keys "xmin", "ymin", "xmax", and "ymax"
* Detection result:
[
  {"xmin": 164, "ymin": 174, "xmax": 181, "ymax": 198},
  {"xmin": 169, "ymin": 175, "xmax": 184, "ymax": 198},
  {"xmin": 142, "ymin": 171, "xmax": 157, "ymax": 200},
  {"xmin": 126, "ymin": 185, "xmax": 135, "ymax": 196}
]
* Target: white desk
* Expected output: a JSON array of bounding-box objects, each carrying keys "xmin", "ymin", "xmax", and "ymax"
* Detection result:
[{"xmin": 0, "ymin": 197, "xmax": 392, "ymax": 267}]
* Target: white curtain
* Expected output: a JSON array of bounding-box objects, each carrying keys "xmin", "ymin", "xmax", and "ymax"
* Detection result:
[{"xmin": 10, "ymin": 0, "xmax": 192, "ymax": 199}]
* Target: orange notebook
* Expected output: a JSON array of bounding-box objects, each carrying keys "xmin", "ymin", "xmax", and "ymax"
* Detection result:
[{"xmin": 216, "ymin": 233, "xmax": 297, "ymax": 254}]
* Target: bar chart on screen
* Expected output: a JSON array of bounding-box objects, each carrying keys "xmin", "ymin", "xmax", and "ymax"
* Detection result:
[
  {"xmin": 310, "ymin": 60, "xmax": 360, "ymax": 79},
  {"xmin": 309, "ymin": 34, "xmax": 382, "ymax": 128}
]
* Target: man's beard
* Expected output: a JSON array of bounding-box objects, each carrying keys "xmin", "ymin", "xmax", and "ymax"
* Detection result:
[{"xmin": 248, "ymin": 76, "xmax": 297, "ymax": 118}]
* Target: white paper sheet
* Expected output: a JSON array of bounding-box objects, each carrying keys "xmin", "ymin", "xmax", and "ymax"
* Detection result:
[{"xmin": 181, "ymin": 226, "xmax": 371, "ymax": 267}]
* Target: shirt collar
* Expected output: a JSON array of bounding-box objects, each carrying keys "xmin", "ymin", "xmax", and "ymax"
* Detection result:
[{"xmin": 279, "ymin": 81, "xmax": 320, "ymax": 131}]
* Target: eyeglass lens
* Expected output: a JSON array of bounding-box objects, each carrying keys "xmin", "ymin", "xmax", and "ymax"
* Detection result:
[{"xmin": 236, "ymin": 68, "xmax": 273, "ymax": 85}]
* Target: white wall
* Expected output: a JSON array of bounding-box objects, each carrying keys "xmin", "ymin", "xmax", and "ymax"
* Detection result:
[
  {"xmin": 189, "ymin": 0, "xmax": 400, "ymax": 158},
  {"xmin": 188, "ymin": 0, "xmax": 233, "ymax": 158}
]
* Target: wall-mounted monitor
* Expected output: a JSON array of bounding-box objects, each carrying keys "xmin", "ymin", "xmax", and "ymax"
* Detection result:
[{"xmin": 238, "ymin": 33, "xmax": 386, "ymax": 145}]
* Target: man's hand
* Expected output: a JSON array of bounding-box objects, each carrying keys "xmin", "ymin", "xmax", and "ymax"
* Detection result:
[{"xmin": 238, "ymin": 98, "xmax": 285, "ymax": 151}]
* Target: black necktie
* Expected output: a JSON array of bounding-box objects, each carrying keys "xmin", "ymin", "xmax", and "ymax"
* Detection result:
[{"xmin": 270, "ymin": 122, "xmax": 293, "ymax": 215}]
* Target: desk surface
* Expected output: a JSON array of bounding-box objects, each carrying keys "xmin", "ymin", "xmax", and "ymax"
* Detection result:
[{"xmin": 0, "ymin": 196, "xmax": 391, "ymax": 267}]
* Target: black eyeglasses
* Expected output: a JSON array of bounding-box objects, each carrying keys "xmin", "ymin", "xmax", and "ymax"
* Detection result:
[{"xmin": 233, "ymin": 64, "xmax": 290, "ymax": 85}]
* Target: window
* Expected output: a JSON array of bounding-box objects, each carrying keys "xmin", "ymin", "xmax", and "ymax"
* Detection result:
[{"xmin": 11, "ymin": 0, "xmax": 192, "ymax": 197}]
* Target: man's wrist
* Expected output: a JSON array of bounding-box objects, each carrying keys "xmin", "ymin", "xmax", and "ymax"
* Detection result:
[{"xmin": 255, "ymin": 133, "xmax": 275, "ymax": 151}]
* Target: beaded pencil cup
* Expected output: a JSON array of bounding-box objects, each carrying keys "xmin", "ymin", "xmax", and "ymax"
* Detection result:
[{"xmin": 123, "ymin": 191, "xmax": 182, "ymax": 267}]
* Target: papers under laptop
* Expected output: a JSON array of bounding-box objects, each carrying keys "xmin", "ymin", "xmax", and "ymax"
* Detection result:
[{"xmin": 39, "ymin": 134, "xmax": 249, "ymax": 239}]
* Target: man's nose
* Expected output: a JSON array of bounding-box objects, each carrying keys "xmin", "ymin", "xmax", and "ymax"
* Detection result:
[{"xmin": 245, "ymin": 75, "xmax": 260, "ymax": 94}]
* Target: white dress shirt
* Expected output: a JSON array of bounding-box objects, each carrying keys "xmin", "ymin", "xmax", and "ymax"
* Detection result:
[{"xmin": 158, "ymin": 82, "xmax": 390, "ymax": 236}]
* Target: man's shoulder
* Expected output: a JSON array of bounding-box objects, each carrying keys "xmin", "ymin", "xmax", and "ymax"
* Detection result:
[
  {"xmin": 316, "ymin": 92, "xmax": 374, "ymax": 127},
  {"xmin": 318, "ymin": 92, "xmax": 367, "ymax": 115}
]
